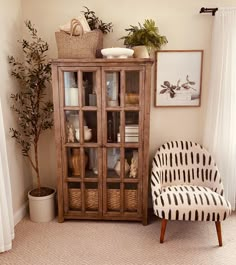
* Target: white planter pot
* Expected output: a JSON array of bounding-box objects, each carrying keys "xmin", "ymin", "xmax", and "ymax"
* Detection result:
[{"xmin": 28, "ymin": 188, "xmax": 56, "ymax": 222}]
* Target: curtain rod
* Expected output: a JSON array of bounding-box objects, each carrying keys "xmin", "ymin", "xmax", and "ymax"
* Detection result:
[{"xmin": 199, "ymin": 7, "xmax": 218, "ymax": 16}]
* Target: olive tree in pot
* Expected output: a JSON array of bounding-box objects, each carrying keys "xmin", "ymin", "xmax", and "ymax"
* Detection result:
[
  {"xmin": 8, "ymin": 20, "xmax": 55, "ymax": 222},
  {"xmin": 120, "ymin": 19, "xmax": 168, "ymax": 58}
]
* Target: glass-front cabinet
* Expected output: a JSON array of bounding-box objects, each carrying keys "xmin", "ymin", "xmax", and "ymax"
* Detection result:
[{"xmin": 52, "ymin": 59, "xmax": 153, "ymax": 225}]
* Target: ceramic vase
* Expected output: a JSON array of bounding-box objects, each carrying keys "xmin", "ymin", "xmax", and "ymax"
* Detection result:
[{"xmin": 69, "ymin": 148, "xmax": 88, "ymax": 176}]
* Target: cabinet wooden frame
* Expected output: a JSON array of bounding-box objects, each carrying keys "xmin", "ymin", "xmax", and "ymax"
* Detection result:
[{"xmin": 51, "ymin": 58, "xmax": 153, "ymax": 225}]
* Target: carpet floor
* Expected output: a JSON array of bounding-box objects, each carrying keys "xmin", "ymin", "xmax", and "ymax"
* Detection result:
[{"xmin": 0, "ymin": 212, "xmax": 236, "ymax": 265}]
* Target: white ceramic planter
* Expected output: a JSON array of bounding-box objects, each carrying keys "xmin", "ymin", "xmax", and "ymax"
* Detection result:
[{"xmin": 28, "ymin": 188, "xmax": 56, "ymax": 222}]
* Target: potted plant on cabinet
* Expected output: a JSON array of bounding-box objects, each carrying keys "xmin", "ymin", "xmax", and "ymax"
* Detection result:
[
  {"xmin": 8, "ymin": 20, "xmax": 55, "ymax": 222},
  {"xmin": 120, "ymin": 19, "xmax": 168, "ymax": 58},
  {"xmin": 82, "ymin": 6, "xmax": 113, "ymax": 34}
]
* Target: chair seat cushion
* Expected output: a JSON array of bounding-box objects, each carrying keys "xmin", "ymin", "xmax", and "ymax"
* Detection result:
[{"xmin": 153, "ymin": 185, "xmax": 231, "ymax": 221}]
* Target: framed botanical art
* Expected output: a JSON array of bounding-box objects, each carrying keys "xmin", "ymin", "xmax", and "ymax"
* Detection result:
[{"xmin": 155, "ymin": 50, "xmax": 203, "ymax": 107}]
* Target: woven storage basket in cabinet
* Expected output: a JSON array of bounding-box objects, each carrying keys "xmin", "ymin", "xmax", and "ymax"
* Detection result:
[
  {"xmin": 69, "ymin": 188, "xmax": 98, "ymax": 210},
  {"xmin": 107, "ymin": 189, "xmax": 138, "ymax": 211},
  {"xmin": 55, "ymin": 30, "xmax": 103, "ymax": 59}
]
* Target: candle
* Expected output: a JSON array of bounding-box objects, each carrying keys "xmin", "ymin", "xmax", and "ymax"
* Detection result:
[{"xmin": 70, "ymin": 87, "xmax": 79, "ymax": 106}]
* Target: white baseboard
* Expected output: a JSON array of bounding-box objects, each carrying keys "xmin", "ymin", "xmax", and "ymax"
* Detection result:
[{"xmin": 14, "ymin": 201, "xmax": 28, "ymax": 226}]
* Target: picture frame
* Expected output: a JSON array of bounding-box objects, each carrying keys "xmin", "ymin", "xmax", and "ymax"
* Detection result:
[{"xmin": 155, "ymin": 50, "xmax": 203, "ymax": 107}]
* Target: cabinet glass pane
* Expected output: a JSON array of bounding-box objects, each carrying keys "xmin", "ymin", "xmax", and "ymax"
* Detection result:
[
  {"xmin": 85, "ymin": 183, "xmax": 98, "ymax": 211},
  {"xmin": 83, "ymin": 111, "xmax": 97, "ymax": 143},
  {"xmin": 82, "ymin": 72, "xmax": 97, "ymax": 106},
  {"xmin": 107, "ymin": 111, "xmax": 120, "ymax": 143},
  {"xmin": 124, "ymin": 111, "xmax": 139, "ymax": 143},
  {"xmin": 125, "ymin": 71, "xmax": 140, "ymax": 107},
  {"xmin": 106, "ymin": 72, "xmax": 120, "ymax": 107},
  {"xmin": 107, "ymin": 183, "xmax": 120, "ymax": 212},
  {"xmin": 125, "ymin": 148, "xmax": 138, "ymax": 179},
  {"xmin": 124, "ymin": 183, "xmax": 138, "ymax": 212},
  {"xmin": 65, "ymin": 111, "xmax": 80, "ymax": 143},
  {"xmin": 64, "ymin": 72, "xmax": 79, "ymax": 106},
  {"xmin": 107, "ymin": 148, "xmax": 120, "ymax": 179},
  {"xmin": 85, "ymin": 148, "xmax": 98, "ymax": 177},
  {"xmin": 68, "ymin": 182, "xmax": 81, "ymax": 210},
  {"xmin": 67, "ymin": 147, "xmax": 87, "ymax": 177}
]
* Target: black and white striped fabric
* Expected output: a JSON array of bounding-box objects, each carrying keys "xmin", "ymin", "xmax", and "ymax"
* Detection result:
[{"xmin": 151, "ymin": 141, "xmax": 231, "ymax": 221}]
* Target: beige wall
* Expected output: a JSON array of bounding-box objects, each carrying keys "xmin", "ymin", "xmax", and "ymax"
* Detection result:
[
  {"xmin": 0, "ymin": 0, "xmax": 32, "ymax": 220},
  {"xmin": 19, "ymin": 0, "xmax": 236, "ymax": 189}
]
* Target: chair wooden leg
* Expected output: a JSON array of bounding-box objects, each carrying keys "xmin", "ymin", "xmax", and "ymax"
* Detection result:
[
  {"xmin": 160, "ymin": 219, "xmax": 168, "ymax": 243},
  {"xmin": 215, "ymin": 221, "xmax": 223, "ymax": 247}
]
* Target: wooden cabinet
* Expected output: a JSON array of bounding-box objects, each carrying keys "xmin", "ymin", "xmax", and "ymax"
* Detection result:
[{"xmin": 51, "ymin": 58, "xmax": 153, "ymax": 225}]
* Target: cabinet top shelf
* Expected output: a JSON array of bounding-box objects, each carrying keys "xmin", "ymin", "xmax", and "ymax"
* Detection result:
[{"xmin": 51, "ymin": 58, "xmax": 154, "ymax": 66}]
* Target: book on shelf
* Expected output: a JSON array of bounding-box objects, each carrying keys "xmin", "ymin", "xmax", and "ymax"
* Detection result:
[
  {"xmin": 117, "ymin": 133, "xmax": 139, "ymax": 143},
  {"xmin": 124, "ymin": 124, "xmax": 139, "ymax": 134}
]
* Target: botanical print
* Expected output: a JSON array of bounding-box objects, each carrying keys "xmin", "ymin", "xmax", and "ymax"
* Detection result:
[{"xmin": 155, "ymin": 51, "xmax": 203, "ymax": 107}]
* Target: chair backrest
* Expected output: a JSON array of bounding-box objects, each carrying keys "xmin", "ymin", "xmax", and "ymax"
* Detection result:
[{"xmin": 151, "ymin": 140, "xmax": 224, "ymax": 196}]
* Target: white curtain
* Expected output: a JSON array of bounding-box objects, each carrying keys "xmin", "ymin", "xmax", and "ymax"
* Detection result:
[
  {"xmin": 203, "ymin": 7, "xmax": 236, "ymax": 210},
  {"xmin": 0, "ymin": 99, "xmax": 14, "ymax": 252}
]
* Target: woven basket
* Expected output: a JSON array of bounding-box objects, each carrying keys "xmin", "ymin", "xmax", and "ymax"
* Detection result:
[
  {"xmin": 125, "ymin": 190, "xmax": 138, "ymax": 211},
  {"xmin": 107, "ymin": 189, "xmax": 138, "ymax": 211},
  {"xmin": 107, "ymin": 189, "xmax": 120, "ymax": 211},
  {"xmin": 69, "ymin": 188, "xmax": 98, "ymax": 210},
  {"xmin": 55, "ymin": 30, "xmax": 103, "ymax": 59}
]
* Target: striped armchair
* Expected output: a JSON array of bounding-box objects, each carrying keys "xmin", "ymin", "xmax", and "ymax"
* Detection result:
[{"xmin": 151, "ymin": 141, "xmax": 231, "ymax": 246}]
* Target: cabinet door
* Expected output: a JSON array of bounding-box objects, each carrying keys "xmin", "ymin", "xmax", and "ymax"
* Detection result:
[
  {"xmin": 59, "ymin": 67, "xmax": 102, "ymax": 216},
  {"xmin": 102, "ymin": 68, "xmax": 145, "ymax": 218}
]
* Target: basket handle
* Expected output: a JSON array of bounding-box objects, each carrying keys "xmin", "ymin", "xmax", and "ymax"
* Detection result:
[{"xmin": 70, "ymin": 18, "xmax": 84, "ymax": 36}]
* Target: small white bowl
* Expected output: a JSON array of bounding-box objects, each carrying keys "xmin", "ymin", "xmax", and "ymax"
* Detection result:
[{"xmin": 101, "ymin": 48, "xmax": 134, "ymax": 59}]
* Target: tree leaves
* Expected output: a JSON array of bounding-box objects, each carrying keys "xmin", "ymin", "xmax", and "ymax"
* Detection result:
[{"xmin": 9, "ymin": 20, "xmax": 53, "ymax": 163}]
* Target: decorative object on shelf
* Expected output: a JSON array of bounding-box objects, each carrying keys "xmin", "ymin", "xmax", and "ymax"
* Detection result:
[
  {"xmin": 64, "ymin": 72, "xmax": 78, "ymax": 106},
  {"xmin": 8, "ymin": 20, "xmax": 55, "ymax": 222},
  {"xmin": 107, "ymin": 119, "xmax": 113, "ymax": 142},
  {"xmin": 67, "ymin": 124, "xmax": 75, "ymax": 143},
  {"xmin": 125, "ymin": 93, "xmax": 139, "ymax": 105},
  {"xmin": 55, "ymin": 29, "xmax": 103, "ymax": 59},
  {"xmin": 155, "ymin": 50, "xmax": 203, "ymax": 107},
  {"xmin": 89, "ymin": 149, "xmax": 98, "ymax": 175},
  {"xmin": 59, "ymin": 15, "xmax": 91, "ymax": 36},
  {"xmin": 120, "ymin": 19, "xmax": 168, "ymax": 58},
  {"xmin": 118, "ymin": 124, "xmax": 139, "ymax": 143},
  {"xmin": 114, "ymin": 159, "xmax": 130, "ymax": 176},
  {"xmin": 107, "ymin": 148, "xmax": 120, "ymax": 169},
  {"xmin": 55, "ymin": 6, "xmax": 113, "ymax": 59},
  {"xmin": 69, "ymin": 148, "xmax": 88, "ymax": 176},
  {"xmin": 68, "ymin": 113, "xmax": 80, "ymax": 130},
  {"xmin": 75, "ymin": 126, "xmax": 92, "ymax": 142},
  {"xmin": 69, "ymin": 87, "xmax": 79, "ymax": 106},
  {"xmin": 84, "ymin": 126, "xmax": 92, "ymax": 141},
  {"xmin": 106, "ymin": 72, "xmax": 119, "ymax": 106},
  {"xmin": 89, "ymin": 89, "xmax": 97, "ymax": 106},
  {"xmin": 129, "ymin": 151, "xmax": 138, "ymax": 178},
  {"xmin": 101, "ymin": 47, "xmax": 134, "ymax": 59}
]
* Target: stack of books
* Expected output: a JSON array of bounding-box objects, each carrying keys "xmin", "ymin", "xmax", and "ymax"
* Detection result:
[{"xmin": 117, "ymin": 124, "xmax": 139, "ymax": 142}]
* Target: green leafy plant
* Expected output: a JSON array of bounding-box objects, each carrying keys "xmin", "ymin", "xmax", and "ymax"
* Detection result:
[
  {"xmin": 120, "ymin": 19, "xmax": 167, "ymax": 51},
  {"xmin": 8, "ymin": 20, "xmax": 53, "ymax": 196},
  {"xmin": 82, "ymin": 6, "xmax": 113, "ymax": 34}
]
